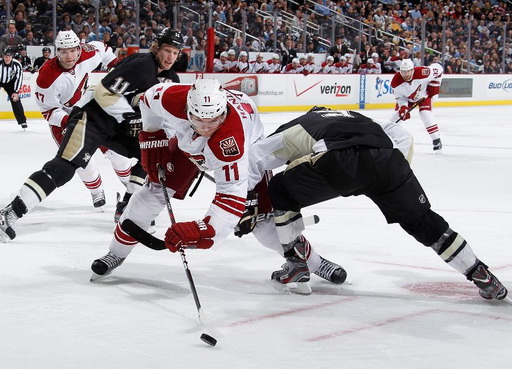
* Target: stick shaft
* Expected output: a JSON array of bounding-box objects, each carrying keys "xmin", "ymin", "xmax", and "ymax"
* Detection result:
[{"xmin": 157, "ymin": 164, "xmax": 202, "ymax": 316}]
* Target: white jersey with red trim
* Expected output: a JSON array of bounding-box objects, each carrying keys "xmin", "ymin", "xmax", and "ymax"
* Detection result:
[
  {"xmin": 34, "ymin": 41, "xmax": 117, "ymax": 128},
  {"xmin": 391, "ymin": 63, "xmax": 443, "ymax": 107},
  {"xmin": 266, "ymin": 61, "xmax": 282, "ymax": 73},
  {"xmin": 140, "ymin": 82, "xmax": 265, "ymax": 247}
]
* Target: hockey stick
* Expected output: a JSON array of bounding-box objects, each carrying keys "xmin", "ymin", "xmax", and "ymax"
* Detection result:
[
  {"xmin": 156, "ymin": 164, "xmax": 203, "ymax": 320},
  {"xmin": 122, "ymin": 214, "xmax": 321, "ymax": 252},
  {"xmin": 394, "ymin": 98, "xmax": 425, "ymax": 123},
  {"xmin": 156, "ymin": 164, "xmax": 217, "ymax": 346}
]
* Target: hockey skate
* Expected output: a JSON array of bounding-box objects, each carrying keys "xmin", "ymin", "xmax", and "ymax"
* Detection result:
[
  {"xmin": 271, "ymin": 236, "xmax": 312, "ymax": 295},
  {"xmin": 91, "ymin": 190, "xmax": 106, "ymax": 208},
  {"xmin": 469, "ymin": 263, "xmax": 508, "ymax": 300},
  {"xmin": 0, "ymin": 197, "xmax": 27, "ymax": 242},
  {"xmin": 314, "ymin": 257, "xmax": 347, "ymax": 284},
  {"xmin": 90, "ymin": 251, "xmax": 125, "ymax": 282},
  {"xmin": 433, "ymin": 138, "xmax": 442, "ymax": 154}
]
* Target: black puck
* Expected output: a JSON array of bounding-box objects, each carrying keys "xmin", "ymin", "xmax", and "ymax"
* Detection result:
[{"xmin": 200, "ymin": 333, "xmax": 217, "ymax": 346}]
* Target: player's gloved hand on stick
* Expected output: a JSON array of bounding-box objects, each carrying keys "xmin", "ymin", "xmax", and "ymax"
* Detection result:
[
  {"xmin": 122, "ymin": 111, "xmax": 143, "ymax": 137},
  {"xmin": 426, "ymin": 81, "xmax": 440, "ymax": 98},
  {"xmin": 398, "ymin": 106, "xmax": 411, "ymax": 121},
  {"xmin": 139, "ymin": 129, "xmax": 170, "ymax": 183},
  {"xmin": 234, "ymin": 191, "xmax": 258, "ymax": 238},
  {"xmin": 165, "ymin": 216, "xmax": 215, "ymax": 252}
]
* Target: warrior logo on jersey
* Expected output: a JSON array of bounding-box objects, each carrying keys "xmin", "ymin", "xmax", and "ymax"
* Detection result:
[{"xmin": 219, "ymin": 136, "xmax": 240, "ymax": 157}]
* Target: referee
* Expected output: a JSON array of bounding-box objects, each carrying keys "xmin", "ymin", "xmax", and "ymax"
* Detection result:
[{"xmin": 0, "ymin": 48, "xmax": 27, "ymax": 129}]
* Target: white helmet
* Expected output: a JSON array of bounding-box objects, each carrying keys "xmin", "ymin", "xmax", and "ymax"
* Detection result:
[
  {"xmin": 400, "ymin": 59, "xmax": 414, "ymax": 81},
  {"xmin": 400, "ymin": 58, "xmax": 414, "ymax": 71},
  {"xmin": 187, "ymin": 79, "xmax": 227, "ymax": 120},
  {"xmin": 55, "ymin": 31, "xmax": 80, "ymax": 49},
  {"xmin": 371, "ymin": 52, "xmax": 379, "ymax": 58}
]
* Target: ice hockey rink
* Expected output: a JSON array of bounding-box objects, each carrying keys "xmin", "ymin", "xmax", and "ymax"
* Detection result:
[{"xmin": 0, "ymin": 105, "xmax": 511, "ymax": 369}]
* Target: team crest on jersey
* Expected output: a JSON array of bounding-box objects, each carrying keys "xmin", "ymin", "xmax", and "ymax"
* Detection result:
[
  {"xmin": 419, "ymin": 194, "xmax": 426, "ymax": 203},
  {"xmin": 166, "ymin": 162, "xmax": 174, "ymax": 172},
  {"xmin": 219, "ymin": 136, "xmax": 240, "ymax": 157},
  {"xmin": 421, "ymin": 69, "xmax": 430, "ymax": 76}
]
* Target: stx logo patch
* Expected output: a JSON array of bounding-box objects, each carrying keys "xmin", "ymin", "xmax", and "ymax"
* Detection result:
[{"xmin": 219, "ymin": 136, "xmax": 240, "ymax": 157}]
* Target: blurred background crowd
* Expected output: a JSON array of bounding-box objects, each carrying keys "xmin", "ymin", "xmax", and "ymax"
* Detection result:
[{"xmin": 0, "ymin": 0, "xmax": 511, "ymax": 74}]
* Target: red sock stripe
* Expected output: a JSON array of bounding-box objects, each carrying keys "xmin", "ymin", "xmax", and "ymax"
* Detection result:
[
  {"xmin": 426, "ymin": 125, "xmax": 439, "ymax": 134},
  {"xmin": 83, "ymin": 176, "xmax": 102, "ymax": 190},
  {"xmin": 114, "ymin": 223, "xmax": 139, "ymax": 245},
  {"xmin": 115, "ymin": 168, "xmax": 132, "ymax": 177},
  {"xmin": 213, "ymin": 193, "xmax": 246, "ymax": 217}
]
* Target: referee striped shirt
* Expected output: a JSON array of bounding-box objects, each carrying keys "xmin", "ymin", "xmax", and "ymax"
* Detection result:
[{"xmin": 0, "ymin": 58, "xmax": 23, "ymax": 92}]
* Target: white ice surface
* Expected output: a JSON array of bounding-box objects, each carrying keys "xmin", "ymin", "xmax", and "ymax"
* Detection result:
[{"xmin": 0, "ymin": 106, "xmax": 511, "ymax": 368}]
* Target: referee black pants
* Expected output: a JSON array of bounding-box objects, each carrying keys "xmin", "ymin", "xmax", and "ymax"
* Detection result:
[{"xmin": 0, "ymin": 82, "xmax": 26, "ymax": 125}]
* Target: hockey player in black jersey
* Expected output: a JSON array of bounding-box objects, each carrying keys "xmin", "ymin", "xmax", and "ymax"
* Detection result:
[
  {"xmin": 0, "ymin": 29, "xmax": 183, "ymax": 243},
  {"xmin": 247, "ymin": 106, "xmax": 508, "ymax": 300}
]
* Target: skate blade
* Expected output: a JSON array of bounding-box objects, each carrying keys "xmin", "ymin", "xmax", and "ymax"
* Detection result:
[
  {"xmin": 270, "ymin": 279, "xmax": 312, "ymax": 295},
  {"xmin": 503, "ymin": 295, "xmax": 512, "ymax": 305},
  {"xmin": 90, "ymin": 272, "xmax": 111, "ymax": 282}
]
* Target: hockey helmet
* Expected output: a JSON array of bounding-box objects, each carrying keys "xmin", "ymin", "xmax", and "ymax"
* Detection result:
[
  {"xmin": 156, "ymin": 28, "xmax": 183, "ymax": 49},
  {"xmin": 2, "ymin": 48, "xmax": 14, "ymax": 56},
  {"xmin": 400, "ymin": 59, "xmax": 414, "ymax": 81},
  {"xmin": 43, "ymin": 47, "xmax": 51, "ymax": 53},
  {"xmin": 227, "ymin": 49, "xmax": 236, "ymax": 56},
  {"xmin": 371, "ymin": 52, "xmax": 379, "ymax": 58},
  {"xmin": 220, "ymin": 51, "xmax": 228, "ymax": 58},
  {"xmin": 239, "ymin": 51, "xmax": 248, "ymax": 58},
  {"xmin": 187, "ymin": 79, "xmax": 228, "ymax": 136},
  {"xmin": 187, "ymin": 79, "xmax": 227, "ymax": 119},
  {"xmin": 272, "ymin": 53, "xmax": 280, "ymax": 60},
  {"xmin": 327, "ymin": 55, "xmax": 334, "ymax": 62},
  {"xmin": 55, "ymin": 30, "xmax": 80, "ymax": 49}
]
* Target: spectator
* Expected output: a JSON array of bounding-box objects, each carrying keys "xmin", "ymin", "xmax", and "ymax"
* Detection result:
[
  {"xmin": 0, "ymin": 21, "xmax": 24, "ymax": 55},
  {"xmin": 22, "ymin": 31, "xmax": 39, "ymax": 46}
]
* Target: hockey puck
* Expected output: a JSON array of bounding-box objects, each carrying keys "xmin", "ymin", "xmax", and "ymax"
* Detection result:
[{"xmin": 200, "ymin": 333, "xmax": 217, "ymax": 347}]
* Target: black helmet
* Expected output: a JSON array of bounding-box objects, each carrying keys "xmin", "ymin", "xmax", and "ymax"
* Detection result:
[
  {"xmin": 43, "ymin": 47, "xmax": 51, "ymax": 53},
  {"xmin": 156, "ymin": 28, "xmax": 183, "ymax": 49},
  {"xmin": 3, "ymin": 48, "xmax": 14, "ymax": 56}
]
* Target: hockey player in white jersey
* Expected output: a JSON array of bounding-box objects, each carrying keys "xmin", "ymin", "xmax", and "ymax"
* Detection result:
[
  {"xmin": 90, "ymin": 79, "xmax": 346, "ymax": 285},
  {"xmin": 35, "ymin": 30, "xmax": 132, "ymax": 208},
  {"xmin": 390, "ymin": 59, "xmax": 443, "ymax": 153}
]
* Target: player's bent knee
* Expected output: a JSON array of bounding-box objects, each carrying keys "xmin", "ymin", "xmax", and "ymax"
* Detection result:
[
  {"xmin": 42, "ymin": 157, "xmax": 77, "ymax": 187},
  {"xmin": 268, "ymin": 173, "xmax": 300, "ymax": 211},
  {"xmin": 400, "ymin": 209, "xmax": 449, "ymax": 246}
]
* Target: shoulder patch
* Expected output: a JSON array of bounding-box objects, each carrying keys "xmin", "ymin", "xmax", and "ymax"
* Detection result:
[{"xmin": 219, "ymin": 136, "xmax": 240, "ymax": 157}]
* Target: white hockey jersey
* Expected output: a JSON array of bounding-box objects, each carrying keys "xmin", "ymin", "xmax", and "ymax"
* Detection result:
[
  {"xmin": 140, "ymin": 83, "xmax": 266, "ymax": 247},
  {"xmin": 391, "ymin": 63, "xmax": 443, "ymax": 107},
  {"xmin": 35, "ymin": 41, "xmax": 117, "ymax": 127}
]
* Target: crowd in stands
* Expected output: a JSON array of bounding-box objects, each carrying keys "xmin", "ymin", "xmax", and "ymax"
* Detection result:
[{"xmin": 0, "ymin": 0, "xmax": 510, "ymax": 74}]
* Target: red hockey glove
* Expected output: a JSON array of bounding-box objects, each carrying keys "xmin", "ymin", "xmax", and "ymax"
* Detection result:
[
  {"xmin": 165, "ymin": 216, "xmax": 216, "ymax": 253},
  {"xmin": 426, "ymin": 81, "xmax": 440, "ymax": 98},
  {"xmin": 398, "ymin": 106, "xmax": 411, "ymax": 121},
  {"xmin": 139, "ymin": 129, "xmax": 170, "ymax": 183}
]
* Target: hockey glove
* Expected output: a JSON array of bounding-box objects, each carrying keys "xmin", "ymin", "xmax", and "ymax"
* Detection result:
[
  {"xmin": 426, "ymin": 81, "xmax": 440, "ymax": 98},
  {"xmin": 139, "ymin": 129, "xmax": 170, "ymax": 183},
  {"xmin": 398, "ymin": 106, "xmax": 411, "ymax": 121},
  {"xmin": 122, "ymin": 112, "xmax": 143, "ymax": 137},
  {"xmin": 234, "ymin": 191, "xmax": 258, "ymax": 238},
  {"xmin": 165, "ymin": 216, "xmax": 216, "ymax": 252}
]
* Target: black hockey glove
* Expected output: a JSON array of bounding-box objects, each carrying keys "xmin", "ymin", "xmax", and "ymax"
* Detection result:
[
  {"xmin": 122, "ymin": 112, "xmax": 142, "ymax": 137},
  {"xmin": 234, "ymin": 191, "xmax": 258, "ymax": 238}
]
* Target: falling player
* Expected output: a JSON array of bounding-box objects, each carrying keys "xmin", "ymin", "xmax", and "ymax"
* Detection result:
[{"xmin": 391, "ymin": 59, "xmax": 443, "ymax": 153}]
